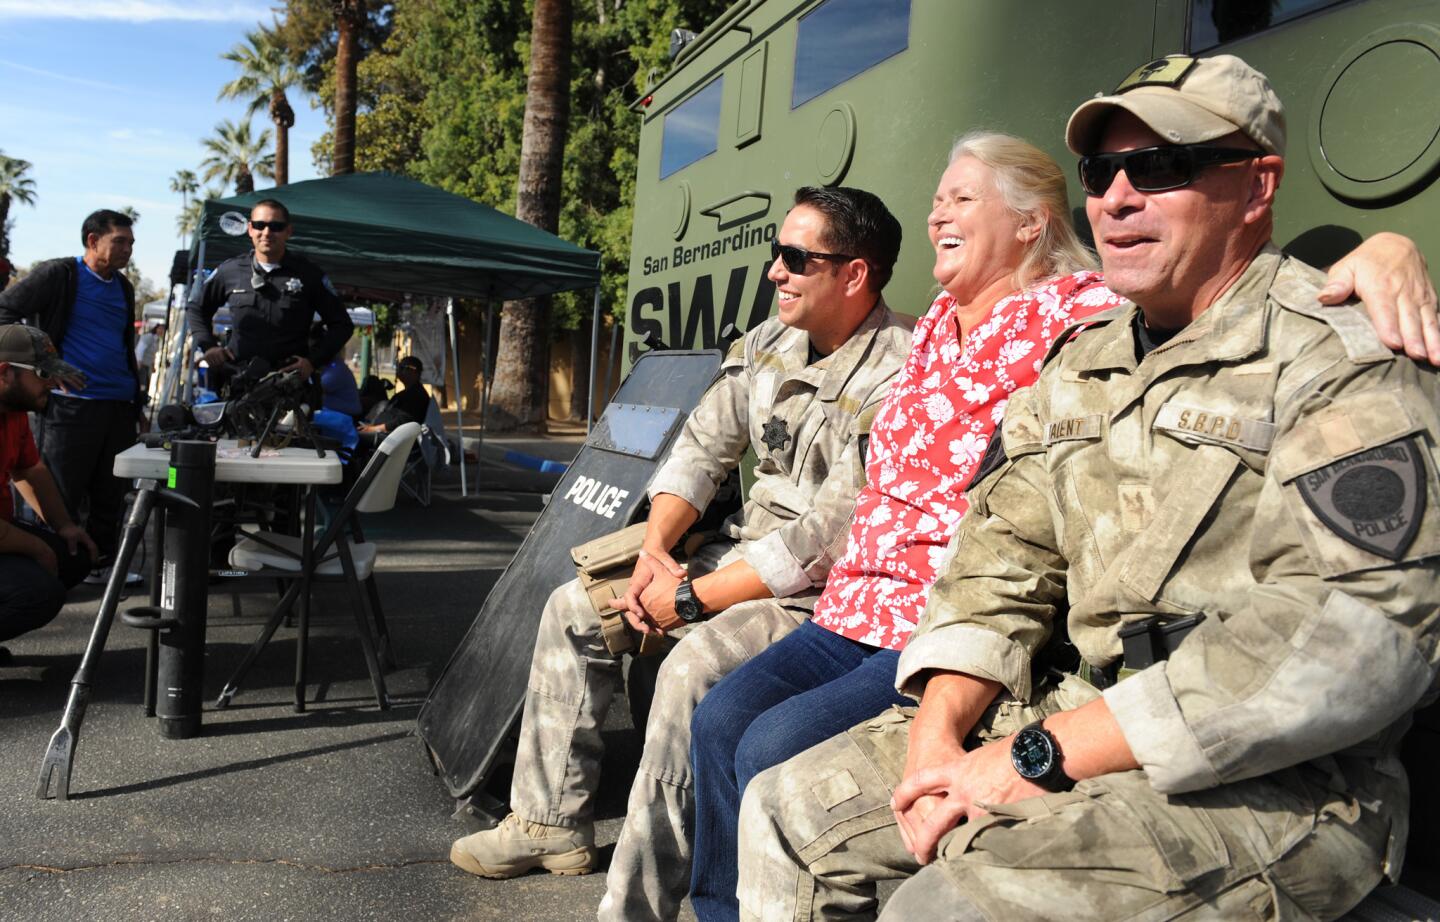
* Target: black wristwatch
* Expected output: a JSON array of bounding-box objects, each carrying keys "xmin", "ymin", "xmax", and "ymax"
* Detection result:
[
  {"xmin": 674, "ymin": 579, "xmax": 704, "ymax": 623},
  {"xmin": 1010, "ymin": 721, "xmax": 1075, "ymax": 792}
]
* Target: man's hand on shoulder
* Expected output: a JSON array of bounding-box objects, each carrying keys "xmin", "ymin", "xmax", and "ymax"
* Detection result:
[{"xmin": 1320, "ymin": 231, "xmax": 1440, "ymax": 364}]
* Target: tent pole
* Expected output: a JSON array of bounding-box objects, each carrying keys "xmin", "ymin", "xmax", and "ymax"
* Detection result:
[
  {"xmin": 182, "ymin": 238, "xmax": 206, "ymax": 405},
  {"xmin": 447, "ymin": 298, "xmax": 467, "ymax": 498},
  {"xmin": 587, "ymin": 285, "xmax": 602, "ymax": 434},
  {"xmin": 604, "ymin": 319, "xmax": 621, "ymax": 403},
  {"xmin": 478, "ymin": 301, "xmax": 493, "ymax": 486}
]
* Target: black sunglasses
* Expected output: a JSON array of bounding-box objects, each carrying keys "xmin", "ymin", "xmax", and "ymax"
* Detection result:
[
  {"xmin": 770, "ymin": 240, "xmax": 855, "ymax": 274},
  {"xmin": 250, "ymin": 220, "xmax": 290, "ymax": 232},
  {"xmin": 1078, "ymin": 145, "xmax": 1263, "ymax": 196}
]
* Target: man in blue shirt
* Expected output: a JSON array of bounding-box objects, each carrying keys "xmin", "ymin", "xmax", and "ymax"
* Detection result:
[{"xmin": 0, "ymin": 209, "xmax": 144, "ymax": 584}]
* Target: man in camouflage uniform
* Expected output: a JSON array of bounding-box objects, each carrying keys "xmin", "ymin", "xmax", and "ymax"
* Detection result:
[
  {"xmin": 450, "ymin": 186, "xmax": 913, "ymax": 921},
  {"xmin": 737, "ymin": 55, "xmax": 1440, "ymax": 922}
]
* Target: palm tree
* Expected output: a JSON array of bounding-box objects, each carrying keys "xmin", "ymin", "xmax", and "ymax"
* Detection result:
[
  {"xmin": 218, "ymin": 27, "xmax": 302, "ymax": 186},
  {"xmin": 490, "ymin": 0, "xmax": 574, "ymax": 428},
  {"xmin": 0, "ymin": 153, "xmax": 38, "ymax": 260},
  {"xmin": 200, "ymin": 118, "xmax": 275, "ymax": 195},
  {"xmin": 177, "ymin": 184, "xmax": 225, "ymax": 241},
  {"xmin": 118, "ymin": 205, "xmax": 140, "ymax": 223},
  {"xmin": 332, "ymin": 0, "xmax": 366, "ymax": 175},
  {"xmin": 169, "ymin": 169, "xmax": 198, "ymax": 213}
]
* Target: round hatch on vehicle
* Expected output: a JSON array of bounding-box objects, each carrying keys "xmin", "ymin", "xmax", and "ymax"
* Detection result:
[
  {"xmin": 672, "ymin": 180, "xmax": 691, "ymax": 241},
  {"xmin": 816, "ymin": 103, "xmax": 857, "ymax": 186},
  {"xmin": 1309, "ymin": 24, "xmax": 1440, "ymax": 202}
]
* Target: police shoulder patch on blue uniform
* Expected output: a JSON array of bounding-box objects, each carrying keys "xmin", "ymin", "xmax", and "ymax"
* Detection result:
[
  {"xmin": 322, "ymin": 275, "xmax": 337, "ymax": 296},
  {"xmin": 1295, "ymin": 436, "xmax": 1427, "ymax": 560}
]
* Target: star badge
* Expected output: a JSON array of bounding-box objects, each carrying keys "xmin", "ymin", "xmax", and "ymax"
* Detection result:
[{"xmin": 762, "ymin": 415, "xmax": 791, "ymax": 452}]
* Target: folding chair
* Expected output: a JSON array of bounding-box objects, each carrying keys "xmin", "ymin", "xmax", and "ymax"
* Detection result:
[
  {"xmin": 217, "ymin": 422, "xmax": 422, "ymax": 711},
  {"xmin": 400, "ymin": 399, "xmax": 450, "ymax": 507}
]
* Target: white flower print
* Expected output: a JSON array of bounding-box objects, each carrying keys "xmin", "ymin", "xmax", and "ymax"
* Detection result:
[
  {"xmin": 962, "ymin": 380, "xmax": 992, "ymax": 404},
  {"xmin": 990, "ymin": 397, "xmax": 1009, "ymax": 424},
  {"xmin": 998, "ymin": 339, "xmax": 1034, "ymax": 366},
  {"xmin": 922, "ymin": 393, "xmax": 954, "ymax": 423},
  {"xmin": 948, "ymin": 432, "xmax": 988, "ymax": 467}
]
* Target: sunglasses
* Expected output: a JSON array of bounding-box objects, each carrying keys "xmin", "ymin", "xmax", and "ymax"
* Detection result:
[
  {"xmin": 1077, "ymin": 145, "xmax": 1263, "ymax": 196},
  {"xmin": 6, "ymin": 362, "xmax": 55, "ymax": 380},
  {"xmin": 250, "ymin": 220, "xmax": 290, "ymax": 232},
  {"xmin": 770, "ymin": 240, "xmax": 855, "ymax": 275}
]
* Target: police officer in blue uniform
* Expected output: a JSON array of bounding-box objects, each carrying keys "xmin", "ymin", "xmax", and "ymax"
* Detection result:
[{"xmin": 187, "ymin": 199, "xmax": 353, "ymax": 383}]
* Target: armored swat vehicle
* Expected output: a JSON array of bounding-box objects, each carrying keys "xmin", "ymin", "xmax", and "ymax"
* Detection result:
[{"xmin": 624, "ymin": 0, "xmax": 1440, "ymax": 358}]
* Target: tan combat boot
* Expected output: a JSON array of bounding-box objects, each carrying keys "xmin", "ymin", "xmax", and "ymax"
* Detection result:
[{"xmin": 449, "ymin": 813, "xmax": 597, "ymax": 878}]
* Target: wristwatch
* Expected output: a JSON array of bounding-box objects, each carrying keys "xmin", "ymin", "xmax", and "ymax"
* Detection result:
[
  {"xmin": 1010, "ymin": 721, "xmax": 1075, "ymax": 792},
  {"xmin": 674, "ymin": 579, "xmax": 704, "ymax": 623}
]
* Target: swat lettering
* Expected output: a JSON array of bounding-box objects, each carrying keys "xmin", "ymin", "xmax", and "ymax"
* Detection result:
[
  {"xmin": 563, "ymin": 476, "xmax": 631, "ymax": 519},
  {"xmin": 629, "ymin": 261, "xmax": 777, "ymax": 361}
]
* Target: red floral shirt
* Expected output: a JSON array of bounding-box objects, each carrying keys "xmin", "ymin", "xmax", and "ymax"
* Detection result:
[{"xmin": 810, "ymin": 272, "xmax": 1123, "ymax": 650}]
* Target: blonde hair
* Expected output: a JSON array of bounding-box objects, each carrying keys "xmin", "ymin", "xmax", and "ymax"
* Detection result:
[{"xmin": 947, "ymin": 131, "xmax": 1098, "ymax": 288}]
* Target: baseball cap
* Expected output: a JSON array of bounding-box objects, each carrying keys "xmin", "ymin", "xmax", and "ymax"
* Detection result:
[
  {"xmin": 0, "ymin": 324, "xmax": 85, "ymax": 382},
  {"xmin": 1066, "ymin": 54, "xmax": 1286, "ymax": 157},
  {"xmin": 396, "ymin": 355, "xmax": 423, "ymax": 373}
]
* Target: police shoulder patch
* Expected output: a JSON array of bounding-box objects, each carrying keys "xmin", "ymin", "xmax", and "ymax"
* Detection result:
[
  {"xmin": 1295, "ymin": 437, "xmax": 1427, "ymax": 560},
  {"xmin": 322, "ymin": 274, "xmax": 338, "ymax": 296}
]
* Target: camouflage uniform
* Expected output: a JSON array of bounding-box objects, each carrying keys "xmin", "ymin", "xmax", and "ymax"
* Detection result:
[
  {"xmin": 503, "ymin": 301, "xmax": 911, "ymax": 921},
  {"xmin": 738, "ymin": 248, "xmax": 1440, "ymax": 921}
]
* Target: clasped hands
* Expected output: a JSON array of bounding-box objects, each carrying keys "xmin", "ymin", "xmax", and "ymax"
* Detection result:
[
  {"xmin": 890, "ymin": 733, "xmax": 1048, "ymax": 867},
  {"xmin": 608, "ymin": 547, "xmax": 689, "ymax": 635}
]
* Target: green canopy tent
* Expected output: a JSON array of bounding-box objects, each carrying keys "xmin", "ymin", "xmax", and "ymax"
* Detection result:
[{"xmin": 181, "ymin": 172, "xmax": 604, "ymax": 494}]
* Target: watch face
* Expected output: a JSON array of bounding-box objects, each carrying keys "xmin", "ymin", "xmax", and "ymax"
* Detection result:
[
  {"xmin": 675, "ymin": 584, "xmax": 703, "ymax": 622},
  {"xmin": 1011, "ymin": 727, "xmax": 1056, "ymax": 780}
]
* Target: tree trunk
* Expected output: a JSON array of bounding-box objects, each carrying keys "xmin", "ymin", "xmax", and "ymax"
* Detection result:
[
  {"xmin": 569, "ymin": 318, "xmax": 591, "ymax": 421},
  {"xmin": 271, "ymin": 90, "xmax": 295, "ymax": 186},
  {"xmin": 0, "ymin": 192, "xmax": 10, "ymax": 259},
  {"xmin": 489, "ymin": 0, "xmax": 574, "ymax": 430},
  {"xmin": 332, "ymin": 0, "xmax": 364, "ymax": 176},
  {"xmin": 236, "ymin": 169, "xmax": 255, "ymax": 195}
]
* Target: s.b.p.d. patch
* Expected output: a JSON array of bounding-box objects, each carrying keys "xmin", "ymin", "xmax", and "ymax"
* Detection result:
[{"xmin": 1296, "ymin": 437, "xmax": 1427, "ymax": 560}]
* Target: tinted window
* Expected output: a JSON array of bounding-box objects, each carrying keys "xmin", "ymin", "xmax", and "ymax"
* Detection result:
[
  {"xmin": 661, "ymin": 77, "xmax": 724, "ymax": 179},
  {"xmin": 1189, "ymin": 0, "xmax": 1347, "ymax": 51},
  {"xmin": 793, "ymin": 0, "xmax": 911, "ymax": 108}
]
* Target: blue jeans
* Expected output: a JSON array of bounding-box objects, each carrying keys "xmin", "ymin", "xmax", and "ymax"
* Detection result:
[{"xmin": 688, "ymin": 620, "xmax": 909, "ymax": 922}]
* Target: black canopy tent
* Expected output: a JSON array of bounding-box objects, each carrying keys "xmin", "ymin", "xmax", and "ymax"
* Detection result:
[{"xmin": 183, "ymin": 173, "xmax": 604, "ymax": 493}]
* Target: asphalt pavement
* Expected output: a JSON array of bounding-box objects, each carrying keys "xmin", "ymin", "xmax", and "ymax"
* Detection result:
[{"xmin": 0, "ymin": 449, "xmax": 695, "ymax": 921}]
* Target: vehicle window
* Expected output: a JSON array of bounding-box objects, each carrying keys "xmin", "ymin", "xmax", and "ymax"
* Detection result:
[
  {"xmin": 661, "ymin": 77, "xmax": 724, "ymax": 179},
  {"xmin": 1188, "ymin": 0, "xmax": 1347, "ymax": 51},
  {"xmin": 792, "ymin": 0, "xmax": 911, "ymax": 109}
]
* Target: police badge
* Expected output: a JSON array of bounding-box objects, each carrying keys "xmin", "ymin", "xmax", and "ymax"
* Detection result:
[
  {"xmin": 285, "ymin": 277, "xmax": 305, "ymax": 294},
  {"xmin": 1296, "ymin": 437, "xmax": 1427, "ymax": 560}
]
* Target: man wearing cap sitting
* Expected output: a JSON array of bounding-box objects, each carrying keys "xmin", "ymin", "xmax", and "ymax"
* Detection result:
[
  {"xmin": 359, "ymin": 354, "xmax": 429, "ymax": 439},
  {"xmin": 0, "ymin": 325, "xmax": 98, "ymax": 659},
  {"xmin": 735, "ymin": 54, "xmax": 1440, "ymax": 922}
]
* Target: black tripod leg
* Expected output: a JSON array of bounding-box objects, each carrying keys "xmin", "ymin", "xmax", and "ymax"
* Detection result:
[
  {"xmin": 215, "ymin": 577, "xmax": 305, "ymax": 709},
  {"xmin": 37, "ymin": 487, "xmax": 156, "ymax": 800},
  {"xmin": 143, "ymin": 501, "xmax": 165, "ymax": 717}
]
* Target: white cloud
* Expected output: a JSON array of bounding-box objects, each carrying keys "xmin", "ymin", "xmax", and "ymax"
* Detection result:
[{"xmin": 0, "ymin": 0, "xmax": 271, "ymax": 22}]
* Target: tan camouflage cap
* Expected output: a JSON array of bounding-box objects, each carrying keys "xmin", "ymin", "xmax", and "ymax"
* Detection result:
[
  {"xmin": 1066, "ymin": 54, "xmax": 1286, "ymax": 156},
  {"xmin": 0, "ymin": 324, "xmax": 85, "ymax": 382}
]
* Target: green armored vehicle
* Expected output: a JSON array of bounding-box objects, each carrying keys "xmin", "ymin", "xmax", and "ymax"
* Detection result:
[{"xmin": 625, "ymin": 0, "xmax": 1440, "ymax": 359}]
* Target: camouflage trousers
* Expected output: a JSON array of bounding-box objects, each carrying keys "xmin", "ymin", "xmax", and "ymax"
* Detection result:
[
  {"xmin": 738, "ymin": 674, "xmax": 1397, "ymax": 922},
  {"xmin": 507, "ymin": 541, "xmax": 808, "ymax": 922}
]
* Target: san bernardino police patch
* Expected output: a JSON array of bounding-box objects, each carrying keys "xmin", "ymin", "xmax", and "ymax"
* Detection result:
[{"xmin": 1296, "ymin": 437, "xmax": 1426, "ymax": 560}]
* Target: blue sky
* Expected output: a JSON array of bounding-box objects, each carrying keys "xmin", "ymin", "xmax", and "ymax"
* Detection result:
[{"xmin": 1, "ymin": 0, "xmax": 327, "ymax": 295}]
